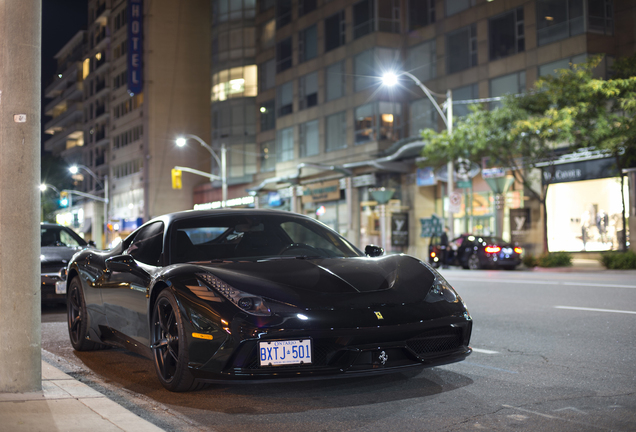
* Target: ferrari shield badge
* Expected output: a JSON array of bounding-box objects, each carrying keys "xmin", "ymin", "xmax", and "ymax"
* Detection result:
[{"xmin": 374, "ymin": 311, "xmax": 384, "ymax": 319}]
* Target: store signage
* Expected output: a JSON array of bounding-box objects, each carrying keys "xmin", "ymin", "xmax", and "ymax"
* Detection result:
[
  {"xmin": 391, "ymin": 213, "xmax": 409, "ymax": 246},
  {"xmin": 127, "ymin": 0, "xmax": 143, "ymax": 95},
  {"xmin": 352, "ymin": 174, "xmax": 376, "ymax": 188},
  {"xmin": 541, "ymin": 158, "xmax": 618, "ymax": 185},
  {"xmin": 510, "ymin": 208, "xmax": 531, "ymax": 245},
  {"xmin": 416, "ymin": 167, "xmax": 436, "ymax": 186},
  {"xmin": 302, "ymin": 180, "xmax": 340, "ymax": 203},
  {"xmin": 194, "ymin": 196, "xmax": 255, "ymax": 210},
  {"xmin": 420, "ymin": 214, "xmax": 443, "ymax": 238}
]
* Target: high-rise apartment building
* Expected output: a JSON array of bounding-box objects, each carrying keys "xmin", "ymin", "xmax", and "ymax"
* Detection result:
[{"xmin": 44, "ymin": 0, "xmax": 211, "ymax": 247}]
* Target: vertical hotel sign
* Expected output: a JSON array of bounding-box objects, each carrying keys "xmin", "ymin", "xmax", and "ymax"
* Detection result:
[{"xmin": 127, "ymin": 0, "xmax": 143, "ymax": 95}]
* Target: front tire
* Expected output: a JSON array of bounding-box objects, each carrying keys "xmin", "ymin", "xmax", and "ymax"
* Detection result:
[
  {"xmin": 151, "ymin": 289, "xmax": 204, "ymax": 392},
  {"xmin": 67, "ymin": 277, "xmax": 102, "ymax": 351}
]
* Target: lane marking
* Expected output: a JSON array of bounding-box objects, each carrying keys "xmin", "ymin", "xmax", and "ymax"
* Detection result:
[
  {"xmin": 555, "ymin": 306, "xmax": 636, "ymax": 315},
  {"xmin": 502, "ymin": 405, "xmax": 614, "ymax": 430},
  {"xmin": 472, "ymin": 348, "xmax": 499, "ymax": 354},
  {"xmin": 446, "ymin": 277, "xmax": 636, "ymax": 289}
]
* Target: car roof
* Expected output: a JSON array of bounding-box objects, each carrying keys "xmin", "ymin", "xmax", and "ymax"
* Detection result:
[{"xmin": 146, "ymin": 208, "xmax": 315, "ymax": 227}]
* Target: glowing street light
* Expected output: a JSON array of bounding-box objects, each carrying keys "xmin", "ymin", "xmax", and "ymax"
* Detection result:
[
  {"xmin": 175, "ymin": 134, "xmax": 227, "ymax": 207},
  {"xmin": 381, "ymin": 70, "xmax": 455, "ymax": 238}
]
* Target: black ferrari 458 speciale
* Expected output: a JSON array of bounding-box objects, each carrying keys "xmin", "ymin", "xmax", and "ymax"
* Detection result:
[{"xmin": 65, "ymin": 209, "xmax": 472, "ymax": 391}]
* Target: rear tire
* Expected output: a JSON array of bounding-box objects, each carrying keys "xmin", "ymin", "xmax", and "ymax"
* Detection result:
[
  {"xmin": 151, "ymin": 289, "xmax": 207, "ymax": 392},
  {"xmin": 467, "ymin": 254, "xmax": 481, "ymax": 270},
  {"xmin": 67, "ymin": 277, "xmax": 102, "ymax": 351}
]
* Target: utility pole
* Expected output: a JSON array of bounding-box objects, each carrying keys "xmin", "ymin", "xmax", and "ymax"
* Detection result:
[{"xmin": 0, "ymin": 0, "xmax": 42, "ymax": 392}]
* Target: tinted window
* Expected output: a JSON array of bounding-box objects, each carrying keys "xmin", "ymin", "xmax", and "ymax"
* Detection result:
[
  {"xmin": 41, "ymin": 226, "xmax": 87, "ymax": 247},
  {"xmin": 126, "ymin": 222, "xmax": 164, "ymax": 266}
]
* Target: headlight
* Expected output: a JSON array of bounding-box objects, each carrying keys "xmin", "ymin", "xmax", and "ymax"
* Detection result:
[
  {"xmin": 426, "ymin": 274, "xmax": 460, "ymax": 304},
  {"xmin": 196, "ymin": 273, "xmax": 271, "ymax": 316}
]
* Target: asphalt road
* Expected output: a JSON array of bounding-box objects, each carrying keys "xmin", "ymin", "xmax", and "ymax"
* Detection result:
[{"xmin": 42, "ymin": 269, "xmax": 636, "ymax": 431}]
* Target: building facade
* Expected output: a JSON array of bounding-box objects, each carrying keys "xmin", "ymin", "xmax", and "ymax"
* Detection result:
[{"xmin": 196, "ymin": 0, "xmax": 635, "ymax": 258}]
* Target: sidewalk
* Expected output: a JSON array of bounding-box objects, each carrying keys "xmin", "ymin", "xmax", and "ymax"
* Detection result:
[
  {"xmin": 0, "ymin": 360, "xmax": 165, "ymax": 432},
  {"xmin": 530, "ymin": 257, "xmax": 606, "ymax": 272}
]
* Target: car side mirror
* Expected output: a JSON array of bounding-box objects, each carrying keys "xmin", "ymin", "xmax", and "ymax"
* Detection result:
[
  {"xmin": 105, "ymin": 255, "xmax": 138, "ymax": 272},
  {"xmin": 365, "ymin": 245, "xmax": 384, "ymax": 257},
  {"xmin": 88, "ymin": 240, "xmax": 96, "ymax": 248}
]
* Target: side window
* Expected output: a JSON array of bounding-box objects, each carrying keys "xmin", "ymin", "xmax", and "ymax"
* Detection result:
[
  {"xmin": 60, "ymin": 230, "xmax": 82, "ymax": 247},
  {"xmin": 126, "ymin": 222, "xmax": 164, "ymax": 266}
]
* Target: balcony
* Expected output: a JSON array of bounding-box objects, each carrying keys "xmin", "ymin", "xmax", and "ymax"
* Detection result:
[
  {"xmin": 44, "ymin": 81, "xmax": 83, "ymax": 116},
  {"xmin": 44, "ymin": 62, "xmax": 81, "ymax": 98},
  {"xmin": 44, "ymin": 103, "xmax": 83, "ymax": 133},
  {"xmin": 44, "ymin": 123, "xmax": 84, "ymax": 154}
]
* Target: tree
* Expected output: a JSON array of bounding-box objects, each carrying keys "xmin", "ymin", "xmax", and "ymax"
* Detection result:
[{"xmin": 421, "ymin": 54, "xmax": 636, "ymax": 252}]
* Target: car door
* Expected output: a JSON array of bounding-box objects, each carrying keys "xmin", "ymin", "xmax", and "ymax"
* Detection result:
[{"xmin": 100, "ymin": 221, "xmax": 164, "ymax": 346}]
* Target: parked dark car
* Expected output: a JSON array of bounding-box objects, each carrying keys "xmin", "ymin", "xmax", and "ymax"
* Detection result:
[
  {"xmin": 40, "ymin": 223, "xmax": 92, "ymax": 304},
  {"xmin": 62, "ymin": 209, "xmax": 473, "ymax": 392},
  {"xmin": 429, "ymin": 234, "xmax": 522, "ymax": 270},
  {"xmin": 451, "ymin": 234, "xmax": 522, "ymax": 270}
]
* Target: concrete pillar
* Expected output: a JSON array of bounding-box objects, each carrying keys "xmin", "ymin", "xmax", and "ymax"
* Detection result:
[{"xmin": 0, "ymin": 0, "xmax": 42, "ymax": 392}]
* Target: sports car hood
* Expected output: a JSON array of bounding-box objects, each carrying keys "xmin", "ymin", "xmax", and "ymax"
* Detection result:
[{"xmin": 194, "ymin": 255, "xmax": 437, "ymax": 308}]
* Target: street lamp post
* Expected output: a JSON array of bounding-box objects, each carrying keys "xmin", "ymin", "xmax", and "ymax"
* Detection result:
[
  {"xmin": 69, "ymin": 165, "xmax": 109, "ymax": 248},
  {"xmin": 382, "ymin": 72, "xmax": 455, "ymax": 238},
  {"xmin": 176, "ymin": 134, "xmax": 227, "ymax": 207}
]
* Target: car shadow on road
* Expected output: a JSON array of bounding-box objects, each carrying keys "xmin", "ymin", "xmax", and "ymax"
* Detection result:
[{"xmin": 73, "ymin": 348, "xmax": 473, "ymax": 415}]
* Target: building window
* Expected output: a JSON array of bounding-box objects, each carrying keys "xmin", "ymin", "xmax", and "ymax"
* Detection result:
[
  {"xmin": 300, "ymin": 119, "xmax": 320, "ymax": 157},
  {"xmin": 452, "ymin": 83, "xmax": 479, "ymax": 118},
  {"xmin": 490, "ymin": 71, "xmax": 526, "ymax": 109},
  {"xmin": 299, "ymin": 72, "xmax": 318, "ymax": 110},
  {"xmin": 355, "ymin": 48, "xmax": 399, "ymax": 92},
  {"xmin": 260, "ymin": 60, "xmax": 276, "ymax": 91},
  {"xmin": 409, "ymin": 0, "xmax": 435, "ymax": 31},
  {"xmin": 212, "ymin": 65, "xmax": 258, "ymax": 102},
  {"xmin": 260, "ymin": 140, "xmax": 276, "ymax": 172},
  {"xmin": 377, "ymin": 0, "xmax": 400, "ymax": 33},
  {"xmin": 326, "ymin": 61, "xmax": 345, "ymax": 101},
  {"xmin": 325, "ymin": 10, "xmax": 345, "ymax": 52},
  {"xmin": 539, "ymin": 54, "xmax": 587, "ymax": 77},
  {"xmin": 354, "ymin": 101, "xmax": 401, "ymax": 144},
  {"xmin": 536, "ymin": 0, "xmax": 584, "ymax": 46},
  {"xmin": 489, "ymin": 8, "xmax": 524, "ymax": 61},
  {"xmin": 277, "ymin": 37, "xmax": 293, "ymax": 73},
  {"xmin": 406, "ymin": 40, "xmax": 436, "ymax": 84},
  {"xmin": 447, "ymin": 24, "xmax": 477, "ymax": 74},
  {"xmin": 353, "ymin": 0, "xmax": 374, "ymax": 39},
  {"xmin": 212, "ymin": 101, "xmax": 256, "ymax": 140},
  {"xmin": 588, "ymin": 0, "xmax": 613, "ymax": 35},
  {"xmin": 261, "ymin": 19, "xmax": 276, "ymax": 49},
  {"xmin": 299, "ymin": 25, "xmax": 318, "ymax": 63},
  {"xmin": 229, "ymin": 143, "xmax": 257, "ymax": 178},
  {"xmin": 214, "ymin": 27, "xmax": 256, "ymax": 63},
  {"xmin": 276, "ymin": 0, "xmax": 292, "ymax": 28},
  {"xmin": 446, "ymin": 0, "xmax": 474, "ymax": 17},
  {"xmin": 259, "ymin": 100, "xmax": 275, "ymax": 131},
  {"xmin": 277, "ymin": 127, "xmax": 295, "ymax": 162},
  {"xmin": 410, "ymin": 98, "xmax": 437, "ymax": 136},
  {"xmin": 260, "ymin": 0, "xmax": 275, "ymax": 12},
  {"xmin": 325, "ymin": 111, "xmax": 347, "ymax": 152},
  {"xmin": 277, "ymin": 81, "xmax": 293, "ymax": 117},
  {"xmin": 213, "ymin": 0, "xmax": 256, "ymax": 23},
  {"xmin": 299, "ymin": 0, "xmax": 317, "ymax": 16}
]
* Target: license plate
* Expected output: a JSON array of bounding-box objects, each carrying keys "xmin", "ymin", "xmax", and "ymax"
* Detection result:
[
  {"xmin": 258, "ymin": 339, "xmax": 312, "ymax": 367},
  {"xmin": 55, "ymin": 280, "xmax": 66, "ymax": 295},
  {"xmin": 502, "ymin": 247, "xmax": 513, "ymax": 254}
]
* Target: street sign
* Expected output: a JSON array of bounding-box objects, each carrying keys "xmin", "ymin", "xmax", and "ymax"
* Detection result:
[
  {"xmin": 449, "ymin": 191, "xmax": 462, "ymax": 213},
  {"xmin": 420, "ymin": 214, "xmax": 443, "ymax": 238}
]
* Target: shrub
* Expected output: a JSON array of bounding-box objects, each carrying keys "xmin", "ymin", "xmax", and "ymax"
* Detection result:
[
  {"xmin": 523, "ymin": 252, "xmax": 572, "ymax": 268},
  {"xmin": 600, "ymin": 251, "xmax": 636, "ymax": 269}
]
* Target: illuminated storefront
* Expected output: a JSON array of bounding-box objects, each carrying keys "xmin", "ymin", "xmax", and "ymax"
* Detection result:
[{"xmin": 545, "ymin": 157, "xmax": 629, "ymax": 252}]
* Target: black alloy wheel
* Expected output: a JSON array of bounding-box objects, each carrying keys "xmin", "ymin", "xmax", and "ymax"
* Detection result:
[
  {"xmin": 151, "ymin": 289, "xmax": 203, "ymax": 392},
  {"xmin": 67, "ymin": 277, "xmax": 101, "ymax": 351},
  {"xmin": 467, "ymin": 254, "xmax": 482, "ymax": 270}
]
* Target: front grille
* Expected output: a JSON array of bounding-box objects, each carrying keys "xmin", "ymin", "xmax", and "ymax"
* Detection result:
[
  {"xmin": 406, "ymin": 328, "xmax": 463, "ymax": 356},
  {"xmin": 41, "ymin": 263, "xmax": 65, "ymax": 274}
]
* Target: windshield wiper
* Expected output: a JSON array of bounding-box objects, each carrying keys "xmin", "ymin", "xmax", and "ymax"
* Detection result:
[{"xmin": 257, "ymin": 255, "xmax": 322, "ymax": 262}]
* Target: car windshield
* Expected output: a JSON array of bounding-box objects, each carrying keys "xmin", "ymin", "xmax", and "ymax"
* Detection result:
[
  {"xmin": 470, "ymin": 236, "xmax": 509, "ymax": 246},
  {"xmin": 41, "ymin": 226, "xmax": 87, "ymax": 247},
  {"xmin": 170, "ymin": 214, "xmax": 364, "ymax": 263}
]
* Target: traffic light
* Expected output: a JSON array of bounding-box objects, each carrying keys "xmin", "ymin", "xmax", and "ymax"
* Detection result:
[
  {"xmin": 59, "ymin": 191, "xmax": 69, "ymax": 207},
  {"xmin": 171, "ymin": 168, "xmax": 182, "ymax": 189}
]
